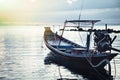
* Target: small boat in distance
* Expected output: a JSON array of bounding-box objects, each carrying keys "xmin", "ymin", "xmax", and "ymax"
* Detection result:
[{"xmin": 44, "ymin": 20, "xmax": 119, "ymax": 71}]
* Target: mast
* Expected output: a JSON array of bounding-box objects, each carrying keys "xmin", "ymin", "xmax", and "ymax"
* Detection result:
[{"xmin": 78, "ymin": 0, "xmax": 84, "ymax": 28}]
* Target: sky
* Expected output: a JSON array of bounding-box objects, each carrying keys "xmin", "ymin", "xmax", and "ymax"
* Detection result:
[{"xmin": 0, "ymin": 0, "xmax": 120, "ymax": 25}]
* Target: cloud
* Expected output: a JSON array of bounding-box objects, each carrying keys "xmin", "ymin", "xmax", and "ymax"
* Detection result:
[
  {"xmin": 0, "ymin": 0, "xmax": 120, "ymax": 25},
  {"xmin": 33, "ymin": 7, "xmax": 120, "ymax": 24}
]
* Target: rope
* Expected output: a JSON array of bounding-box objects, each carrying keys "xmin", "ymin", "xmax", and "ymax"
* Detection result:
[
  {"xmin": 78, "ymin": 0, "xmax": 84, "ymax": 28},
  {"xmin": 77, "ymin": 0, "xmax": 85, "ymax": 46},
  {"xmin": 78, "ymin": 0, "xmax": 84, "ymax": 21},
  {"xmin": 78, "ymin": 32, "xmax": 84, "ymax": 46},
  {"xmin": 107, "ymin": 60, "xmax": 112, "ymax": 80},
  {"xmin": 58, "ymin": 66, "xmax": 62, "ymax": 80},
  {"xmin": 113, "ymin": 58, "xmax": 116, "ymax": 80},
  {"xmin": 87, "ymin": 58, "xmax": 109, "ymax": 68},
  {"xmin": 85, "ymin": 55, "xmax": 112, "ymax": 80},
  {"xmin": 85, "ymin": 56, "xmax": 105, "ymax": 80}
]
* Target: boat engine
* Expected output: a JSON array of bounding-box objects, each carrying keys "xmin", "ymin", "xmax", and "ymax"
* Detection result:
[{"xmin": 94, "ymin": 31, "xmax": 112, "ymax": 52}]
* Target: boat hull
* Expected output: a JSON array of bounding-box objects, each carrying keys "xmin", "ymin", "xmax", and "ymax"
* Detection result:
[
  {"xmin": 44, "ymin": 27, "xmax": 118, "ymax": 71},
  {"xmin": 46, "ymin": 42, "xmax": 117, "ymax": 71}
]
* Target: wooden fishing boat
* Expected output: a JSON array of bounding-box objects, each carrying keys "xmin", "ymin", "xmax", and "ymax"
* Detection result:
[{"xmin": 44, "ymin": 20, "xmax": 119, "ymax": 71}]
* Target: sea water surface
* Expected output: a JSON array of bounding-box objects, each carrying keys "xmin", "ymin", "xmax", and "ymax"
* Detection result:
[{"xmin": 0, "ymin": 26, "xmax": 120, "ymax": 80}]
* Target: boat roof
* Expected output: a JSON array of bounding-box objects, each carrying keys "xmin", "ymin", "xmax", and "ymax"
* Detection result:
[{"xmin": 65, "ymin": 20, "xmax": 101, "ymax": 24}]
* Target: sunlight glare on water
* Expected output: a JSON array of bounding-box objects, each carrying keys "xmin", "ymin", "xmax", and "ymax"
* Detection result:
[{"xmin": 0, "ymin": 26, "xmax": 82, "ymax": 80}]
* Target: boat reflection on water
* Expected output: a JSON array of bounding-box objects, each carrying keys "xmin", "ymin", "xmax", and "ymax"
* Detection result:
[{"xmin": 44, "ymin": 52, "xmax": 113, "ymax": 80}]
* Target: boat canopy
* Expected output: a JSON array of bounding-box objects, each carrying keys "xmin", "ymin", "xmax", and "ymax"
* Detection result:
[
  {"xmin": 64, "ymin": 20, "xmax": 101, "ymax": 28},
  {"xmin": 65, "ymin": 20, "xmax": 101, "ymax": 24}
]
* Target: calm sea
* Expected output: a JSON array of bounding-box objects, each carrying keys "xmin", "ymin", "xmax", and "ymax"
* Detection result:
[{"xmin": 0, "ymin": 26, "xmax": 120, "ymax": 80}]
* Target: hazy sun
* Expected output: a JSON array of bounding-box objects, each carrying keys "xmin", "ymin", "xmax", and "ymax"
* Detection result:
[
  {"xmin": 67, "ymin": 0, "xmax": 77, "ymax": 4},
  {"xmin": 30, "ymin": 0, "xmax": 36, "ymax": 3}
]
